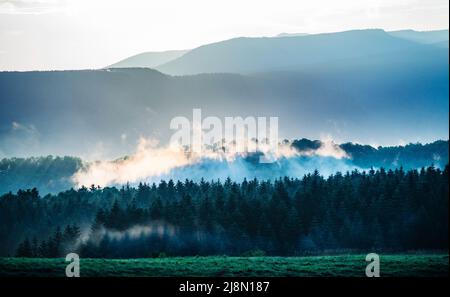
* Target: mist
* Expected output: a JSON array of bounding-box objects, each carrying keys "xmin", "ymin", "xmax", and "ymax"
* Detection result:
[{"xmin": 72, "ymin": 137, "xmax": 364, "ymax": 188}]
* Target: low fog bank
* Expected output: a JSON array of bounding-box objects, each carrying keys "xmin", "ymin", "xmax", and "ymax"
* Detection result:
[
  {"xmin": 72, "ymin": 138, "xmax": 448, "ymax": 189},
  {"xmin": 72, "ymin": 138, "xmax": 355, "ymax": 188},
  {"xmin": 0, "ymin": 138, "xmax": 448, "ymax": 195}
]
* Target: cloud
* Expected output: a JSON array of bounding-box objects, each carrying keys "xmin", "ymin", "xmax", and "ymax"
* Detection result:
[{"xmin": 0, "ymin": 0, "xmax": 68, "ymax": 14}]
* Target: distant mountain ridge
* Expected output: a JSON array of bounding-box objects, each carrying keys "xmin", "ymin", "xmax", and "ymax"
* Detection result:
[
  {"xmin": 108, "ymin": 49, "xmax": 188, "ymax": 69},
  {"xmin": 107, "ymin": 29, "xmax": 449, "ymax": 74},
  {"xmin": 155, "ymin": 29, "xmax": 446, "ymax": 75},
  {"xmin": 387, "ymin": 29, "xmax": 449, "ymax": 44},
  {"xmin": 276, "ymin": 32, "xmax": 309, "ymax": 37}
]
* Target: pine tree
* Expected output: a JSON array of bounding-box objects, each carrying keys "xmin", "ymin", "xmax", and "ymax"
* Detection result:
[{"xmin": 16, "ymin": 237, "xmax": 32, "ymax": 257}]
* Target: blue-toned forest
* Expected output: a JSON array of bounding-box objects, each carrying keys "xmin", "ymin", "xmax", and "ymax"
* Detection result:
[{"xmin": 4, "ymin": 165, "xmax": 448, "ymax": 258}]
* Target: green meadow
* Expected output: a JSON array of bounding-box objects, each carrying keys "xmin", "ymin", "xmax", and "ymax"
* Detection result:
[{"xmin": 0, "ymin": 254, "xmax": 448, "ymax": 277}]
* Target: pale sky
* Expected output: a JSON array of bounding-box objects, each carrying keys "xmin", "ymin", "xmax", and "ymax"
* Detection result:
[{"xmin": 0, "ymin": 0, "xmax": 448, "ymax": 71}]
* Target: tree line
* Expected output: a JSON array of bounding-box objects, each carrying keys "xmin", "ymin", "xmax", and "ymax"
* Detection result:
[{"xmin": 2, "ymin": 165, "xmax": 448, "ymax": 258}]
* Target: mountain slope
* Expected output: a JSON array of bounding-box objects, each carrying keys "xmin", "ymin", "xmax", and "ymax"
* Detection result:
[
  {"xmin": 155, "ymin": 29, "xmax": 433, "ymax": 75},
  {"xmin": 108, "ymin": 50, "xmax": 188, "ymax": 69},
  {"xmin": 388, "ymin": 29, "xmax": 448, "ymax": 44},
  {"xmin": 432, "ymin": 40, "xmax": 449, "ymax": 48}
]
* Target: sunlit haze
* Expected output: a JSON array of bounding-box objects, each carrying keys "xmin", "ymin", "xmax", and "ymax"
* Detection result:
[{"xmin": 0, "ymin": 0, "xmax": 448, "ymax": 70}]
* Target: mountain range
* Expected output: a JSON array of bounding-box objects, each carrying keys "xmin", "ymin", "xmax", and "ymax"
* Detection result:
[
  {"xmin": 0, "ymin": 29, "xmax": 448, "ymax": 159},
  {"xmin": 109, "ymin": 29, "xmax": 449, "ymax": 75}
]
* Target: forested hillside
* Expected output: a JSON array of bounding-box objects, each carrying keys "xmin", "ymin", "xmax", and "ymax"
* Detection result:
[{"xmin": 0, "ymin": 156, "xmax": 82, "ymax": 195}]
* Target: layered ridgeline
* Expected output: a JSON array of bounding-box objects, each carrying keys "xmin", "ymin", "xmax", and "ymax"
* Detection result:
[
  {"xmin": 108, "ymin": 29, "xmax": 449, "ymax": 75},
  {"xmin": 154, "ymin": 29, "xmax": 449, "ymax": 75},
  {"xmin": 1, "ymin": 29, "xmax": 448, "ymax": 158},
  {"xmin": 2, "ymin": 165, "xmax": 448, "ymax": 258},
  {"xmin": 0, "ymin": 139, "xmax": 447, "ymax": 195}
]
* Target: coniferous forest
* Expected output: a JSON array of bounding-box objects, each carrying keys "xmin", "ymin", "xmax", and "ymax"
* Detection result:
[{"xmin": 2, "ymin": 165, "xmax": 448, "ymax": 258}]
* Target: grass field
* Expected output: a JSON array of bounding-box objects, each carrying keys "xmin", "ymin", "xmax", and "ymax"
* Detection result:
[{"xmin": 0, "ymin": 254, "xmax": 448, "ymax": 277}]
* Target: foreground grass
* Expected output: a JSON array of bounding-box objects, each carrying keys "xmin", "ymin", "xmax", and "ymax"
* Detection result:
[{"xmin": 0, "ymin": 254, "xmax": 448, "ymax": 277}]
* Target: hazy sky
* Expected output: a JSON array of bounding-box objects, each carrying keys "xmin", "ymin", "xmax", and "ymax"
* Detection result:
[{"xmin": 0, "ymin": 0, "xmax": 448, "ymax": 71}]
